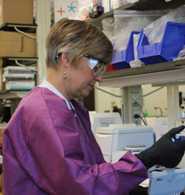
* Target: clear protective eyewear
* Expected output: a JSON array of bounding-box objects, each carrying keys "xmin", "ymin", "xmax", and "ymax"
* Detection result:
[
  {"xmin": 56, "ymin": 52, "xmax": 106, "ymax": 76},
  {"xmin": 85, "ymin": 56, "xmax": 106, "ymax": 77}
]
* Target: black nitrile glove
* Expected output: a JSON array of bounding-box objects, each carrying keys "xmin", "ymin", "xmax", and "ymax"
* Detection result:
[{"xmin": 136, "ymin": 125, "xmax": 185, "ymax": 168}]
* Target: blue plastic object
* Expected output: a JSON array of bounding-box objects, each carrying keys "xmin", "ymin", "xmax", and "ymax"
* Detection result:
[
  {"xmin": 112, "ymin": 31, "xmax": 140, "ymax": 69},
  {"xmin": 148, "ymin": 168, "xmax": 185, "ymax": 195},
  {"xmin": 138, "ymin": 21, "xmax": 185, "ymax": 65}
]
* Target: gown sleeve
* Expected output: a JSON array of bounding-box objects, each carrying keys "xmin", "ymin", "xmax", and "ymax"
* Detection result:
[{"xmin": 4, "ymin": 101, "xmax": 148, "ymax": 195}]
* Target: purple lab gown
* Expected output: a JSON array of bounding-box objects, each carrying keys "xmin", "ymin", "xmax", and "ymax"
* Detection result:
[{"xmin": 3, "ymin": 87, "xmax": 148, "ymax": 195}]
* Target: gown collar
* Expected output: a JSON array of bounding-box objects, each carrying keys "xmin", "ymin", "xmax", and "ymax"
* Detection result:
[{"xmin": 39, "ymin": 80, "xmax": 74, "ymax": 110}]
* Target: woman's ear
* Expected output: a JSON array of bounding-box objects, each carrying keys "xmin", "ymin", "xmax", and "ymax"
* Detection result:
[{"xmin": 58, "ymin": 52, "xmax": 71, "ymax": 69}]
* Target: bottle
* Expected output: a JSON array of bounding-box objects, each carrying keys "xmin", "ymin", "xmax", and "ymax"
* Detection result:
[{"xmin": 89, "ymin": 0, "xmax": 104, "ymax": 18}]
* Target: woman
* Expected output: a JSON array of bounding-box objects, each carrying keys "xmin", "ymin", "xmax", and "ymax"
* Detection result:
[{"xmin": 3, "ymin": 18, "xmax": 185, "ymax": 195}]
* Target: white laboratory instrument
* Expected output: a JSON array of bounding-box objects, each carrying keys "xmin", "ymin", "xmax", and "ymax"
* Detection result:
[
  {"xmin": 148, "ymin": 168, "xmax": 185, "ymax": 195},
  {"xmin": 146, "ymin": 117, "xmax": 169, "ymax": 140},
  {"xmin": 89, "ymin": 112, "xmax": 122, "ymax": 133},
  {"xmin": 96, "ymin": 124, "xmax": 155, "ymax": 162}
]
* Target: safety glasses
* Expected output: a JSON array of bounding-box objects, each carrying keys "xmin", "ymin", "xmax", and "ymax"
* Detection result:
[
  {"xmin": 85, "ymin": 56, "xmax": 106, "ymax": 77},
  {"xmin": 56, "ymin": 52, "xmax": 106, "ymax": 76}
]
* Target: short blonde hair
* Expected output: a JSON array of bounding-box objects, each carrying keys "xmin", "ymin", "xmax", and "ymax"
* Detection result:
[{"xmin": 46, "ymin": 18, "xmax": 113, "ymax": 67}]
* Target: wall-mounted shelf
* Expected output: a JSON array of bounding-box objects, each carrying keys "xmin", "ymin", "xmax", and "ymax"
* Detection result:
[
  {"xmin": 0, "ymin": 23, "xmax": 37, "ymax": 33},
  {"xmin": 89, "ymin": 0, "xmax": 185, "ymax": 25},
  {"xmin": 100, "ymin": 59, "xmax": 185, "ymax": 88},
  {"xmin": 129, "ymin": 0, "xmax": 185, "ymax": 10},
  {"xmin": 6, "ymin": 57, "xmax": 38, "ymax": 65},
  {"xmin": 88, "ymin": 3, "xmax": 133, "ymax": 25},
  {"xmin": 7, "ymin": 57, "xmax": 37, "ymax": 61},
  {"xmin": 0, "ymin": 91, "xmax": 28, "ymax": 100}
]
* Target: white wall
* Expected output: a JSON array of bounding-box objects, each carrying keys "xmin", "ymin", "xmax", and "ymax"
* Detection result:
[
  {"xmin": 95, "ymin": 86, "xmax": 122, "ymax": 112},
  {"xmin": 142, "ymin": 85, "xmax": 167, "ymax": 117},
  {"xmin": 179, "ymin": 85, "xmax": 185, "ymax": 92}
]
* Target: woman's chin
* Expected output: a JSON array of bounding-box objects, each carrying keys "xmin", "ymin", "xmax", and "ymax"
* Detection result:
[{"xmin": 81, "ymin": 88, "xmax": 92, "ymax": 98}]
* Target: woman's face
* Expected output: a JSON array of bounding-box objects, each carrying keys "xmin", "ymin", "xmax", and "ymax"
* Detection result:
[{"xmin": 63, "ymin": 56, "xmax": 104, "ymax": 100}]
